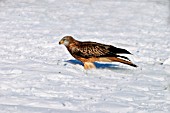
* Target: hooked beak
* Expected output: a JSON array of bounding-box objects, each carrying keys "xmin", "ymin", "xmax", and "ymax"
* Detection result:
[{"xmin": 59, "ymin": 39, "xmax": 64, "ymax": 45}]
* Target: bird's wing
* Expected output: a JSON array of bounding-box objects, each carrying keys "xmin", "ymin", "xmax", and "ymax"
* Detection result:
[
  {"xmin": 78, "ymin": 42, "xmax": 109, "ymax": 58},
  {"xmin": 72, "ymin": 42, "xmax": 116, "ymax": 58},
  {"xmin": 71, "ymin": 42, "xmax": 131, "ymax": 61}
]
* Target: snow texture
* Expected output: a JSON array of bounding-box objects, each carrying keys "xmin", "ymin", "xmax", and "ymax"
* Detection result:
[{"xmin": 0, "ymin": 0, "xmax": 170, "ymax": 113}]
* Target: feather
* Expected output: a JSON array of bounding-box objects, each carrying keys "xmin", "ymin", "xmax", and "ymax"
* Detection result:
[
  {"xmin": 73, "ymin": 42, "xmax": 131, "ymax": 59},
  {"xmin": 106, "ymin": 57, "xmax": 137, "ymax": 67}
]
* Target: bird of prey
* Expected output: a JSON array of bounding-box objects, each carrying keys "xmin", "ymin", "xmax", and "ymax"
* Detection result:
[{"xmin": 59, "ymin": 36, "xmax": 137, "ymax": 69}]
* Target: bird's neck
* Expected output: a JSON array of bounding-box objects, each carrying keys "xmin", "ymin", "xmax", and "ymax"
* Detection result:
[{"xmin": 66, "ymin": 41, "xmax": 79, "ymax": 53}]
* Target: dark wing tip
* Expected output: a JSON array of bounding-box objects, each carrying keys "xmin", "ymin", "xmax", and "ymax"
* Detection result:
[
  {"xmin": 124, "ymin": 50, "xmax": 132, "ymax": 54},
  {"xmin": 117, "ymin": 48, "xmax": 132, "ymax": 54},
  {"xmin": 109, "ymin": 46, "xmax": 132, "ymax": 54}
]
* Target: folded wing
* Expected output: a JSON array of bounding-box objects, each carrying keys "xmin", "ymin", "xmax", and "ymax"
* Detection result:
[{"xmin": 73, "ymin": 42, "xmax": 131, "ymax": 60}]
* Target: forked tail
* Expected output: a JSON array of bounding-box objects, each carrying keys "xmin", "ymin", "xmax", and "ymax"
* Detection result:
[{"xmin": 108, "ymin": 57, "xmax": 137, "ymax": 67}]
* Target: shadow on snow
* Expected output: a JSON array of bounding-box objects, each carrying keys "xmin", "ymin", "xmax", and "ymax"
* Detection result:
[{"xmin": 65, "ymin": 59, "xmax": 125, "ymax": 70}]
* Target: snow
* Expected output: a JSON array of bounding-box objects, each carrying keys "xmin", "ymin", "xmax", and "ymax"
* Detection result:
[{"xmin": 0, "ymin": 0, "xmax": 170, "ymax": 113}]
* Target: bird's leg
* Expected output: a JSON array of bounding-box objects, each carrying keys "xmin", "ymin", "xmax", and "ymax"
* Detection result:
[{"xmin": 84, "ymin": 62, "xmax": 96, "ymax": 70}]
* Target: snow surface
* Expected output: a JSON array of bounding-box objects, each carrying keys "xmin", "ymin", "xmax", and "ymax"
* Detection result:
[{"xmin": 0, "ymin": 0, "xmax": 170, "ymax": 113}]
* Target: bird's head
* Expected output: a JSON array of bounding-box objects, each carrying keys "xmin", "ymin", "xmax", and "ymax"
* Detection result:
[{"xmin": 59, "ymin": 36, "xmax": 74, "ymax": 46}]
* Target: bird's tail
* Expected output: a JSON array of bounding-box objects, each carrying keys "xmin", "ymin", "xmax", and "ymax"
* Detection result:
[{"xmin": 107, "ymin": 57, "xmax": 137, "ymax": 67}]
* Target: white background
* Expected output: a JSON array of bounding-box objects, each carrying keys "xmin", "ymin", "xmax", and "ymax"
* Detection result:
[{"xmin": 0, "ymin": 0, "xmax": 170, "ymax": 113}]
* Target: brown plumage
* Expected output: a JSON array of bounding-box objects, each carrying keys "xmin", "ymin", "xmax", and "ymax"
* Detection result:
[{"xmin": 59, "ymin": 36, "xmax": 137, "ymax": 69}]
